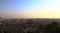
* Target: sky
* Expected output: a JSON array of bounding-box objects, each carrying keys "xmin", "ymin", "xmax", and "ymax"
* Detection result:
[{"xmin": 0, "ymin": 0, "xmax": 60, "ymax": 18}]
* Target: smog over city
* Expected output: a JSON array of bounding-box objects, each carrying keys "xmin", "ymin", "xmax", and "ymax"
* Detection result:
[{"xmin": 0, "ymin": 0, "xmax": 60, "ymax": 33}]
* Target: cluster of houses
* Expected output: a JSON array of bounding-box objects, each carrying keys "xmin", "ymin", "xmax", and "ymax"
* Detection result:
[{"xmin": 0, "ymin": 19, "xmax": 40, "ymax": 32}]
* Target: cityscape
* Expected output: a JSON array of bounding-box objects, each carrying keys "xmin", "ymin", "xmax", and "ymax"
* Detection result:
[
  {"xmin": 1, "ymin": 0, "xmax": 60, "ymax": 33},
  {"xmin": 0, "ymin": 18, "xmax": 60, "ymax": 33}
]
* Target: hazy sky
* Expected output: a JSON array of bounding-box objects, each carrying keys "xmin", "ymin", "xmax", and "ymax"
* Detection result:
[{"xmin": 0, "ymin": 0, "xmax": 60, "ymax": 18}]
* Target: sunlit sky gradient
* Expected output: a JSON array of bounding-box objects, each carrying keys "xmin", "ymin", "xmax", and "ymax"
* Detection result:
[{"xmin": 0, "ymin": 0, "xmax": 60, "ymax": 18}]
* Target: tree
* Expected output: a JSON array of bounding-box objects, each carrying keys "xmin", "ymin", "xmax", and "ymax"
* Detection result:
[
  {"xmin": 36, "ymin": 24, "xmax": 45, "ymax": 33},
  {"xmin": 46, "ymin": 21, "xmax": 59, "ymax": 33},
  {"xmin": 50, "ymin": 21, "xmax": 59, "ymax": 28}
]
